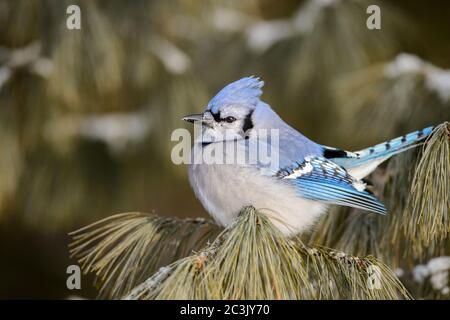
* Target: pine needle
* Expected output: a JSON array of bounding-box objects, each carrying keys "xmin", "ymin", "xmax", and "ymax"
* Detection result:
[
  {"xmin": 69, "ymin": 212, "xmax": 220, "ymax": 298},
  {"xmin": 403, "ymin": 122, "xmax": 450, "ymax": 255},
  {"xmin": 124, "ymin": 207, "xmax": 410, "ymax": 300}
]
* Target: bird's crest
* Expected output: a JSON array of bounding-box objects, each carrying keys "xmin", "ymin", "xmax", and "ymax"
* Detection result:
[{"xmin": 207, "ymin": 76, "xmax": 264, "ymax": 113}]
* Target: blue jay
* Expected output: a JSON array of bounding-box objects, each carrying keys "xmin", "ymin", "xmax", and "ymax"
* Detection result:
[{"xmin": 183, "ymin": 77, "xmax": 434, "ymax": 236}]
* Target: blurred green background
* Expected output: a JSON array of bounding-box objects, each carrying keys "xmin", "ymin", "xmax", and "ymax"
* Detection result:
[{"xmin": 0, "ymin": 0, "xmax": 449, "ymax": 299}]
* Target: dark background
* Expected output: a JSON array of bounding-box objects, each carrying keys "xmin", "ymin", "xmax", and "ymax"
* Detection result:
[{"xmin": 0, "ymin": 0, "xmax": 449, "ymax": 299}]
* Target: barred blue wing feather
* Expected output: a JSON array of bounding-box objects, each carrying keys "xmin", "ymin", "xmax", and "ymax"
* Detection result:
[{"xmin": 276, "ymin": 156, "xmax": 387, "ymax": 215}]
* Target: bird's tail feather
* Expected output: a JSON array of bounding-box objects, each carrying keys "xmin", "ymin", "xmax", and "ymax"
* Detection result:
[
  {"xmin": 350, "ymin": 125, "xmax": 435, "ymax": 167},
  {"xmin": 325, "ymin": 125, "xmax": 436, "ymax": 169}
]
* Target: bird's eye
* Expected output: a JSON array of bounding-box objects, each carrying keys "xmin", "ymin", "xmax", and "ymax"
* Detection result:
[{"xmin": 225, "ymin": 116, "xmax": 236, "ymax": 123}]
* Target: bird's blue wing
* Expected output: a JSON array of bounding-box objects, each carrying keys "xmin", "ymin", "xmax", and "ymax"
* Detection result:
[{"xmin": 276, "ymin": 156, "xmax": 387, "ymax": 215}]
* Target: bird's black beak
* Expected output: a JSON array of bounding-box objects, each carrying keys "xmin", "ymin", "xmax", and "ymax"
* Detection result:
[{"xmin": 182, "ymin": 113, "xmax": 204, "ymax": 123}]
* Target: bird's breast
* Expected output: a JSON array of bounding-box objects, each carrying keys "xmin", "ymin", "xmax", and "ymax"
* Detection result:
[{"xmin": 188, "ymin": 144, "xmax": 327, "ymax": 236}]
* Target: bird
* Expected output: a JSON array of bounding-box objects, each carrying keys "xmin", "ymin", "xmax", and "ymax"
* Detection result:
[{"xmin": 183, "ymin": 76, "xmax": 435, "ymax": 236}]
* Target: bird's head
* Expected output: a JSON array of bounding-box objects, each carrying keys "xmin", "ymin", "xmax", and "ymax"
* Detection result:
[{"xmin": 183, "ymin": 76, "xmax": 264, "ymax": 143}]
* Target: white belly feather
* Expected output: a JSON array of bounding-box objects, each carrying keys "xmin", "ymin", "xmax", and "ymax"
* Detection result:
[{"xmin": 189, "ymin": 159, "xmax": 326, "ymax": 236}]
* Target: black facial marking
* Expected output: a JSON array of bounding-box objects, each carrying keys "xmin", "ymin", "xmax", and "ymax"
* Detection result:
[
  {"xmin": 242, "ymin": 110, "xmax": 254, "ymax": 133},
  {"xmin": 369, "ymin": 148, "xmax": 375, "ymax": 154},
  {"xmin": 210, "ymin": 110, "xmax": 221, "ymax": 122},
  {"xmin": 417, "ymin": 130, "xmax": 423, "ymax": 138},
  {"xmin": 323, "ymin": 148, "xmax": 347, "ymax": 159},
  {"xmin": 385, "ymin": 142, "xmax": 391, "ymax": 150},
  {"xmin": 401, "ymin": 135, "xmax": 407, "ymax": 143}
]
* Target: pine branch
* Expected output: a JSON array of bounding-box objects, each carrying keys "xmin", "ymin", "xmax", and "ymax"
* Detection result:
[
  {"xmin": 69, "ymin": 212, "xmax": 221, "ymax": 298},
  {"xmin": 403, "ymin": 123, "xmax": 450, "ymax": 255},
  {"xmin": 123, "ymin": 206, "xmax": 410, "ymax": 300}
]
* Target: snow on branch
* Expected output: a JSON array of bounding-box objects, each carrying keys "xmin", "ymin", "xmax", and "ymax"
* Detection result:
[{"xmin": 385, "ymin": 53, "xmax": 450, "ymax": 103}]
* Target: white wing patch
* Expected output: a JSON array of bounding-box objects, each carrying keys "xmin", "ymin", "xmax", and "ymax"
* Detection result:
[{"xmin": 283, "ymin": 162, "xmax": 313, "ymax": 179}]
